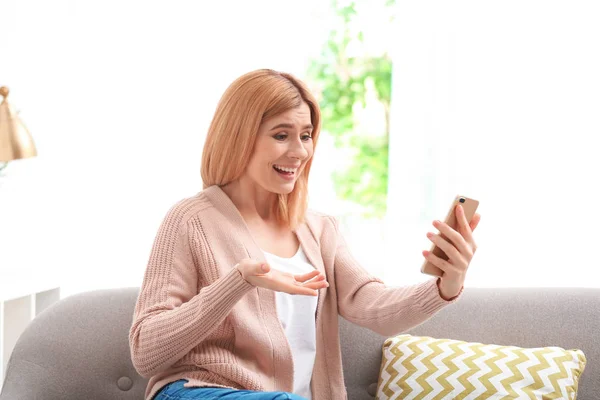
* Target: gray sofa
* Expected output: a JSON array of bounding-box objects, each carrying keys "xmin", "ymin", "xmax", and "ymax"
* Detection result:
[{"xmin": 1, "ymin": 287, "xmax": 598, "ymax": 399}]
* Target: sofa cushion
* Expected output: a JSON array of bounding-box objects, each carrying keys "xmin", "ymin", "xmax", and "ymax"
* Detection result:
[{"xmin": 376, "ymin": 334, "xmax": 586, "ymax": 399}]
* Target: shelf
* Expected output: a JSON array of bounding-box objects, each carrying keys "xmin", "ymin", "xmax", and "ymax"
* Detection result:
[{"xmin": 0, "ymin": 272, "xmax": 60, "ymax": 391}]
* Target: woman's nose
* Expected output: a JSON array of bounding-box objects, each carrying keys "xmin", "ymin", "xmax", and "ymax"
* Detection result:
[{"xmin": 288, "ymin": 138, "xmax": 309, "ymax": 160}]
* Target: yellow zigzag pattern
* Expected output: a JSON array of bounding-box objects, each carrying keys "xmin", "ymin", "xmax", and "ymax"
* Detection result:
[
  {"xmin": 458, "ymin": 342, "xmax": 486, "ymax": 397},
  {"xmin": 478, "ymin": 346, "xmax": 506, "ymax": 397},
  {"xmin": 380, "ymin": 341, "xmax": 406, "ymax": 398},
  {"xmin": 499, "ymin": 346, "xmax": 529, "ymax": 397},
  {"xmin": 397, "ymin": 336, "xmax": 429, "ymax": 398},
  {"xmin": 434, "ymin": 340, "xmax": 465, "ymax": 399},
  {"xmin": 377, "ymin": 335, "xmax": 586, "ymax": 400},
  {"xmin": 549, "ymin": 352, "xmax": 575, "ymax": 396},
  {"xmin": 527, "ymin": 348, "xmax": 554, "ymax": 392}
]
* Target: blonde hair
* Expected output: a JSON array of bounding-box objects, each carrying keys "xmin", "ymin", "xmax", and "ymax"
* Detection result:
[{"xmin": 201, "ymin": 69, "xmax": 321, "ymax": 229}]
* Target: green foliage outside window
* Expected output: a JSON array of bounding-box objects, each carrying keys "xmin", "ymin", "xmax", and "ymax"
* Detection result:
[{"xmin": 307, "ymin": 0, "xmax": 395, "ymax": 218}]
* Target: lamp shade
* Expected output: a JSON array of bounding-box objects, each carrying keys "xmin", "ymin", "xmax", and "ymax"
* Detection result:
[{"xmin": 0, "ymin": 86, "xmax": 37, "ymax": 162}]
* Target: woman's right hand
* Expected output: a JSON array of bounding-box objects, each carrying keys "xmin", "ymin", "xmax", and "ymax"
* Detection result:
[{"xmin": 235, "ymin": 258, "xmax": 329, "ymax": 296}]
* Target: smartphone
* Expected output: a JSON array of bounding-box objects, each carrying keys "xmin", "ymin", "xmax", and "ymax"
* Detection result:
[{"xmin": 421, "ymin": 195, "xmax": 479, "ymax": 277}]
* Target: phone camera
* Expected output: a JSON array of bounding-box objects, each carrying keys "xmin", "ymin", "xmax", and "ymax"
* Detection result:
[{"xmin": 459, "ymin": 198, "xmax": 466, "ymax": 203}]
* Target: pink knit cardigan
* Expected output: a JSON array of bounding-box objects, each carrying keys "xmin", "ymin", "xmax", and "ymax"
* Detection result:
[{"xmin": 129, "ymin": 185, "xmax": 459, "ymax": 399}]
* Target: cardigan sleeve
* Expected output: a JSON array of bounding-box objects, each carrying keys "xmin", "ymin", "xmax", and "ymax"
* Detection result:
[
  {"xmin": 329, "ymin": 216, "xmax": 462, "ymax": 336},
  {"xmin": 129, "ymin": 203, "xmax": 254, "ymax": 378}
]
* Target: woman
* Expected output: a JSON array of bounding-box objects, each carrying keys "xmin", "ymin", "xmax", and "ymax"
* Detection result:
[{"xmin": 129, "ymin": 69, "xmax": 481, "ymax": 400}]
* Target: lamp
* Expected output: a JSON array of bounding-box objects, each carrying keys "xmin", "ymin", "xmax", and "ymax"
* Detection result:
[{"xmin": 0, "ymin": 86, "xmax": 37, "ymax": 173}]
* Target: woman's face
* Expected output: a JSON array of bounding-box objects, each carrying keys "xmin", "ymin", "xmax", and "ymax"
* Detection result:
[{"xmin": 243, "ymin": 102, "xmax": 314, "ymax": 195}]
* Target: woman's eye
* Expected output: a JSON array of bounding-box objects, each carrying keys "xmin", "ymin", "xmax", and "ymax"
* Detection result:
[{"xmin": 273, "ymin": 133, "xmax": 311, "ymax": 141}]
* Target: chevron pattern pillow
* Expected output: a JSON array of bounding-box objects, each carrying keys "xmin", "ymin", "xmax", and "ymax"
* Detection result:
[{"xmin": 376, "ymin": 334, "xmax": 586, "ymax": 399}]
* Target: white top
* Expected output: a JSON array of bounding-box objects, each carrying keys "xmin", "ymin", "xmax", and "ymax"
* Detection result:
[{"xmin": 263, "ymin": 247, "xmax": 318, "ymax": 400}]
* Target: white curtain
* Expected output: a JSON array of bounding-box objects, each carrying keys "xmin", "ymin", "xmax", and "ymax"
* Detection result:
[{"xmin": 385, "ymin": 0, "xmax": 600, "ymax": 287}]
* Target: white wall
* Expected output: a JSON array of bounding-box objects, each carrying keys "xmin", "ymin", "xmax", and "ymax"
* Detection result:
[
  {"xmin": 386, "ymin": 0, "xmax": 600, "ymax": 287},
  {"xmin": 0, "ymin": 0, "xmax": 339, "ymax": 297}
]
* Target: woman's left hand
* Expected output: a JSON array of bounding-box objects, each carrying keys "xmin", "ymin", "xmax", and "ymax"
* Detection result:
[{"xmin": 422, "ymin": 205, "xmax": 481, "ymax": 300}]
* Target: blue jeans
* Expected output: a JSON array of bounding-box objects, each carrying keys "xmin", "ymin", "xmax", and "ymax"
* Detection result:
[{"xmin": 154, "ymin": 380, "xmax": 308, "ymax": 400}]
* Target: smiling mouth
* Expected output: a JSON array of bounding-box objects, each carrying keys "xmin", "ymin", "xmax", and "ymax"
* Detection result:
[
  {"xmin": 273, "ymin": 165, "xmax": 298, "ymax": 177},
  {"xmin": 274, "ymin": 166, "xmax": 294, "ymax": 175}
]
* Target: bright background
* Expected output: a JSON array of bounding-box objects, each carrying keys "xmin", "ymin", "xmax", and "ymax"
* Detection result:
[
  {"xmin": 1, "ymin": 0, "xmax": 599, "ymax": 299},
  {"xmin": 385, "ymin": 0, "xmax": 600, "ymax": 288}
]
